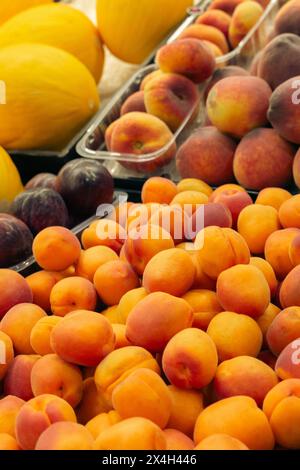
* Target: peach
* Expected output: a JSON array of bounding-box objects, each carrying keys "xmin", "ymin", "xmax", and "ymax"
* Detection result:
[
  {"xmin": 140, "ymin": 70, "xmax": 164, "ymax": 91},
  {"xmin": 164, "ymin": 429, "xmax": 194, "ymax": 450},
  {"xmin": 81, "ymin": 219, "xmax": 125, "ymax": 253},
  {"xmin": 120, "ymin": 91, "xmax": 146, "ymax": 115},
  {"xmin": 204, "ymin": 65, "xmax": 250, "ymax": 101},
  {"xmin": 280, "ymin": 267, "xmax": 300, "ymax": 308},
  {"xmin": 176, "ymin": 126, "xmax": 236, "ymax": 186},
  {"xmin": 250, "ymin": 49, "xmax": 262, "ymax": 75},
  {"xmin": 75, "ymin": 246, "xmax": 118, "ymax": 282},
  {"xmin": 250, "ymin": 258, "xmax": 278, "ymax": 298},
  {"xmin": 195, "ymin": 433, "xmax": 249, "ymax": 450},
  {"xmin": 15, "ymin": 394, "xmax": 77, "ymax": 450},
  {"xmin": 117, "ymin": 287, "xmax": 148, "ymax": 324},
  {"xmin": 265, "ymin": 228, "xmax": 300, "ymax": 279},
  {"xmin": 0, "ymin": 330, "xmax": 14, "ymax": 381},
  {"xmin": 77, "ymin": 378, "xmax": 112, "ymax": 425},
  {"xmin": 94, "ymin": 346, "xmax": 160, "ymax": 403},
  {"xmin": 156, "ymin": 38, "xmax": 215, "ymax": 84},
  {"xmin": 110, "ymin": 112, "xmax": 177, "ymax": 173},
  {"xmin": 0, "ymin": 433, "xmax": 20, "ymax": 450},
  {"xmin": 141, "ymin": 177, "xmax": 178, "ymax": 205},
  {"xmin": 257, "ymin": 303, "xmax": 281, "ymax": 345},
  {"xmin": 207, "ymin": 76, "xmax": 272, "ymax": 138},
  {"xmin": 126, "ymin": 292, "xmax": 194, "ymax": 352},
  {"xmin": 0, "ymin": 303, "xmax": 46, "ymax": 354},
  {"xmin": 123, "ymin": 224, "xmax": 175, "ymax": 276},
  {"xmin": 275, "ymin": 0, "xmax": 300, "ymax": 35},
  {"xmin": 144, "ymin": 73, "xmax": 200, "ymax": 132},
  {"xmin": 202, "ymin": 40, "xmax": 223, "ymax": 58},
  {"xmin": 263, "ymin": 379, "xmax": 300, "ymax": 449},
  {"xmin": 102, "ymin": 305, "xmax": 123, "ymax": 324},
  {"xmin": 294, "ymin": 148, "xmax": 300, "ymax": 189},
  {"xmin": 112, "ymin": 324, "xmax": 132, "ymax": 349},
  {"xmin": 208, "ymin": 0, "xmax": 246, "ymax": 15},
  {"xmin": 30, "ymin": 315, "xmax": 62, "ymax": 356},
  {"xmin": 177, "ymin": 178, "xmax": 213, "ymax": 197},
  {"xmin": 35, "ymin": 422, "xmax": 94, "ymax": 450},
  {"xmin": 194, "ymin": 396, "xmax": 274, "ymax": 450},
  {"xmin": 26, "ymin": 270, "xmax": 64, "ymax": 312},
  {"xmin": 182, "ymin": 289, "xmax": 223, "ymax": 331},
  {"xmin": 279, "ymin": 195, "xmax": 300, "ymax": 229},
  {"xmin": 50, "ymin": 276, "xmax": 97, "ymax": 316},
  {"xmin": 4, "ymin": 354, "xmax": 40, "ymax": 401},
  {"xmin": 94, "ymin": 417, "xmax": 166, "ymax": 450},
  {"xmin": 211, "ymin": 188, "xmax": 253, "ymax": 227},
  {"xmin": 167, "ymin": 386, "xmax": 204, "ymax": 438},
  {"xmin": 179, "ymin": 24, "xmax": 229, "ymax": 54},
  {"xmin": 143, "ymin": 248, "xmax": 196, "ymax": 297},
  {"xmin": 0, "ymin": 269, "xmax": 32, "ymax": 319},
  {"xmin": 214, "ymin": 356, "xmax": 278, "ymax": 406},
  {"xmin": 207, "ymin": 311, "xmax": 263, "ymax": 361},
  {"xmin": 105, "ymin": 120, "xmax": 119, "ymax": 151},
  {"xmin": 0, "ymin": 396, "xmax": 25, "ymax": 437},
  {"xmin": 170, "ymin": 190, "xmax": 209, "ymax": 214},
  {"xmin": 94, "ymin": 260, "xmax": 140, "ymax": 306},
  {"xmin": 267, "ymin": 306, "xmax": 300, "ymax": 355},
  {"xmin": 162, "ymin": 328, "xmax": 218, "ymax": 389},
  {"xmin": 196, "ymin": 9, "xmax": 231, "ymax": 38},
  {"xmin": 195, "ymin": 226, "xmax": 250, "ymax": 280},
  {"xmin": 32, "ymin": 226, "xmax": 81, "ymax": 271},
  {"xmin": 229, "ymin": 1, "xmax": 263, "ymax": 48},
  {"xmin": 51, "ymin": 310, "xmax": 115, "ymax": 367},
  {"xmin": 275, "ymin": 339, "xmax": 300, "ymax": 380},
  {"xmin": 256, "ymin": 187, "xmax": 292, "ymax": 211},
  {"xmin": 86, "ymin": 410, "xmax": 121, "ymax": 439},
  {"xmin": 31, "ymin": 354, "xmax": 83, "ymax": 408}
]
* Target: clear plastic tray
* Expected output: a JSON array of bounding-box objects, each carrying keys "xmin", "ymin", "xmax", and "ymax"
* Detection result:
[{"xmin": 76, "ymin": 0, "xmax": 279, "ymax": 181}]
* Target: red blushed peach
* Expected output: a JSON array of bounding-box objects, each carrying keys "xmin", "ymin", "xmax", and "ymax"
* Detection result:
[
  {"xmin": 0, "ymin": 331, "xmax": 14, "ymax": 381},
  {"xmin": 126, "ymin": 292, "xmax": 194, "ymax": 353},
  {"xmin": 213, "ymin": 356, "xmax": 278, "ymax": 407},
  {"xmin": 182, "ymin": 289, "xmax": 223, "ymax": 331},
  {"xmin": 204, "ymin": 66, "xmax": 250, "ymax": 101},
  {"xmin": 164, "ymin": 429, "xmax": 194, "ymax": 450},
  {"xmin": 280, "ymin": 267, "xmax": 300, "ymax": 308},
  {"xmin": 35, "ymin": 422, "xmax": 94, "ymax": 450},
  {"xmin": 105, "ymin": 120, "xmax": 119, "ymax": 151},
  {"xmin": 189, "ymin": 203, "xmax": 233, "ymax": 239},
  {"xmin": 162, "ymin": 328, "xmax": 218, "ymax": 389},
  {"xmin": 30, "ymin": 316, "xmax": 62, "ymax": 356},
  {"xmin": 275, "ymin": 339, "xmax": 300, "ymax": 380},
  {"xmin": 195, "ymin": 434, "xmax": 249, "ymax": 450},
  {"xmin": 140, "ymin": 70, "xmax": 164, "ymax": 91},
  {"xmin": 50, "ymin": 276, "xmax": 98, "ymax": 317},
  {"xmin": 267, "ymin": 306, "xmax": 300, "ymax": 356},
  {"xmin": 228, "ymin": 1, "xmax": 264, "ymax": 49},
  {"xmin": 207, "ymin": 76, "xmax": 272, "ymax": 138},
  {"xmin": 141, "ymin": 177, "xmax": 178, "ymax": 205},
  {"xmin": 144, "ymin": 73, "xmax": 200, "ymax": 132},
  {"xmin": 249, "ymin": 258, "xmax": 278, "ymax": 298},
  {"xmin": 178, "ymin": 24, "xmax": 229, "ymax": 54},
  {"xmin": 265, "ymin": 228, "xmax": 300, "ymax": 280},
  {"xmin": 202, "ymin": 40, "xmax": 223, "ymax": 58},
  {"xmin": 256, "ymin": 187, "xmax": 292, "ymax": 211},
  {"xmin": 110, "ymin": 112, "xmax": 177, "ymax": 173},
  {"xmin": 208, "ymin": 0, "xmax": 246, "ymax": 15},
  {"xmin": 156, "ymin": 38, "xmax": 215, "ymax": 84},
  {"xmin": 196, "ymin": 9, "xmax": 231, "ymax": 38},
  {"xmin": 4, "ymin": 354, "xmax": 40, "ymax": 401},
  {"xmin": 0, "ymin": 396, "xmax": 25, "ymax": 437},
  {"xmin": 0, "ymin": 269, "xmax": 32, "ymax": 319},
  {"xmin": 15, "ymin": 394, "xmax": 77, "ymax": 450},
  {"xmin": 211, "ymin": 189, "xmax": 253, "ymax": 227},
  {"xmin": 0, "ymin": 433, "xmax": 20, "ymax": 450},
  {"xmin": 77, "ymin": 378, "xmax": 112, "ymax": 425},
  {"xmin": 120, "ymin": 91, "xmax": 146, "ymax": 116}
]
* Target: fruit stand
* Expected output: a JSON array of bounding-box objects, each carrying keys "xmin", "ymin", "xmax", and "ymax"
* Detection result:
[{"xmin": 1, "ymin": 0, "xmax": 300, "ymax": 456}]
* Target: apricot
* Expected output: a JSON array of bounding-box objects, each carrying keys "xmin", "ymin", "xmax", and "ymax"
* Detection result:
[
  {"xmin": 177, "ymin": 178, "xmax": 213, "ymax": 197},
  {"xmin": 149, "ymin": 204, "xmax": 188, "ymax": 244},
  {"xmin": 182, "ymin": 289, "xmax": 223, "ymax": 331},
  {"xmin": 179, "ymin": 24, "xmax": 229, "ymax": 54},
  {"xmin": 0, "ymin": 396, "xmax": 25, "ymax": 437},
  {"xmin": 250, "ymin": 258, "xmax": 278, "ymax": 298},
  {"xmin": 126, "ymin": 203, "xmax": 162, "ymax": 233},
  {"xmin": 289, "ymin": 233, "xmax": 300, "ymax": 267},
  {"xmin": 50, "ymin": 276, "xmax": 97, "ymax": 317},
  {"xmin": 256, "ymin": 187, "xmax": 292, "ymax": 211},
  {"xmin": 207, "ymin": 311, "xmax": 263, "ymax": 361},
  {"xmin": 26, "ymin": 270, "xmax": 64, "ymax": 312},
  {"xmin": 279, "ymin": 195, "xmax": 300, "ymax": 229},
  {"xmin": 170, "ymin": 190, "xmax": 209, "ymax": 214},
  {"xmin": 81, "ymin": 219, "xmax": 125, "ymax": 253},
  {"xmin": 196, "ymin": 9, "xmax": 231, "ymax": 38},
  {"xmin": 75, "ymin": 246, "xmax": 118, "ymax": 282},
  {"xmin": 293, "ymin": 148, "xmax": 300, "ymax": 189},
  {"xmin": 195, "ymin": 434, "xmax": 249, "ymax": 450},
  {"xmin": 280, "ymin": 267, "xmax": 300, "ymax": 308},
  {"xmin": 164, "ymin": 429, "xmax": 194, "ymax": 450},
  {"xmin": 217, "ymin": 264, "xmax": 271, "ymax": 318},
  {"xmin": 167, "ymin": 385, "xmax": 204, "ymax": 438},
  {"xmin": 229, "ymin": 1, "xmax": 263, "ymax": 48},
  {"xmin": 257, "ymin": 303, "xmax": 281, "ymax": 345},
  {"xmin": 117, "ymin": 287, "xmax": 148, "ymax": 324},
  {"xmin": 0, "ymin": 433, "xmax": 20, "ymax": 450},
  {"xmin": 35, "ymin": 422, "xmax": 94, "ymax": 450},
  {"xmin": 77, "ymin": 378, "xmax": 112, "ymax": 425},
  {"xmin": 102, "ymin": 305, "xmax": 122, "ymax": 324},
  {"xmin": 0, "ymin": 269, "xmax": 33, "ymax": 319},
  {"xmin": 120, "ymin": 90, "xmax": 146, "ymax": 115},
  {"xmin": 0, "ymin": 331, "xmax": 14, "ymax": 381},
  {"xmin": 30, "ymin": 315, "xmax": 62, "ymax": 356},
  {"xmin": 4, "ymin": 354, "xmax": 40, "ymax": 401},
  {"xmin": 275, "ymin": 340, "xmax": 300, "ymax": 380},
  {"xmin": 266, "ymin": 306, "xmax": 300, "ymax": 355},
  {"xmin": 194, "ymin": 396, "xmax": 274, "ymax": 450},
  {"xmin": 33, "ymin": 226, "xmax": 81, "ymax": 271},
  {"xmin": 86, "ymin": 410, "xmax": 121, "ymax": 439},
  {"xmin": 142, "ymin": 177, "xmax": 178, "ymax": 205},
  {"xmin": 211, "ymin": 188, "xmax": 253, "ymax": 227},
  {"xmin": 265, "ymin": 228, "xmax": 300, "ymax": 279}
]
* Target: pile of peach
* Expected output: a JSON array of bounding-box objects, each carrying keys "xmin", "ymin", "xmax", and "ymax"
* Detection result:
[{"xmin": 2, "ymin": 175, "xmax": 300, "ymax": 450}]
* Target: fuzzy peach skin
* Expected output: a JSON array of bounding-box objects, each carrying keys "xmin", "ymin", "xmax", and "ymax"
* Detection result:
[
  {"xmin": 35, "ymin": 422, "xmax": 94, "ymax": 450},
  {"xmin": 15, "ymin": 394, "xmax": 77, "ymax": 450},
  {"xmin": 0, "ymin": 433, "xmax": 20, "ymax": 450},
  {"xmin": 142, "ymin": 177, "xmax": 178, "ymax": 205},
  {"xmin": 143, "ymin": 248, "xmax": 196, "ymax": 297},
  {"xmin": 195, "ymin": 434, "xmax": 249, "ymax": 450},
  {"xmin": 178, "ymin": 24, "xmax": 229, "ymax": 54},
  {"xmin": 229, "ymin": 1, "xmax": 263, "ymax": 48},
  {"xmin": 86, "ymin": 410, "xmax": 121, "ymax": 439},
  {"xmin": 81, "ymin": 219, "xmax": 125, "ymax": 253},
  {"xmin": 265, "ymin": 228, "xmax": 300, "ymax": 280},
  {"xmin": 206, "ymin": 76, "xmax": 272, "ymax": 138},
  {"xmin": 112, "ymin": 368, "xmax": 172, "ymax": 428},
  {"xmin": 0, "ymin": 331, "xmax": 14, "ymax": 381},
  {"xmin": 0, "ymin": 269, "xmax": 33, "ymax": 319},
  {"xmin": 75, "ymin": 246, "xmax": 119, "ymax": 282},
  {"xmin": 26, "ymin": 271, "xmax": 64, "ymax": 312},
  {"xmin": 217, "ymin": 264, "xmax": 271, "ymax": 318},
  {"xmin": 156, "ymin": 38, "xmax": 215, "ymax": 84},
  {"xmin": 162, "ymin": 328, "xmax": 218, "ymax": 389},
  {"xmin": 204, "ymin": 66, "xmax": 250, "ymax": 101},
  {"xmin": 280, "ymin": 267, "xmax": 300, "ymax": 308},
  {"xmin": 126, "ymin": 292, "xmax": 194, "ymax": 353},
  {"xmin": 194, "ymin": 396, "xmax": 274, "ymax": 450},
  {"xmin": 110, "ymin": 112, "xmax": 177, "ymax": 173},
  {"xmin": 275, "ymin": 340, "xmax": 300, "ymax": 380},
  {"xmin": 117, "ymin": 287, "xmax": 148, "ymax": 324},
  {"xmin": 50, "ymin": 276, "xmax": 97, "ymax": 317},
  {"xmin": 196, "ymin": 9, "xmax": 231, "ymax": 38},
  {"xmin": 211, "ymin": 188, "xmax": 253, "ymax": 227},
  {"xmin": 120, "ymin": 91, "xmax": 146, "ymax": 116},
  {"xmin": 77, "ymin": 378, "xmax": 112, "ymax": 425},
  {"xmin": 213, "ymin": 356, "xmax": 278, "ymax": 406},
  {"xmin": 94, "ymin": 417, "xmax": 167, "ymax": 450},
  {"xmin": 0, "ymin": 396, "xmax": 25, "ymax": 437},
  {"xmin": 94, "ymin": 346, "xmax": 160, "ymax": 404},
  {"xmin": 263, "ymin": 379, "xmax": 300, "ymax": 449},
  {"xmin": 266, "ymin": 306, "xmax": 300, "ymax": 356},
  {"xmin": 256, "ymin": 187, "xmax": 292, "ymax": 211},
  {"xmin": 0, "ymin": 303, "xmax": 46, "ymax": 354},
  {"xmin": 250, "ymin": 258, "xmax": 278, "ymax": 299},
  {"xmin": 32, "ymin": 226, "xmax": 81, "ymax": 272},
  {"xmin": 274, "ymin": 0, "xmax": 300, "ymax": 35},
  {"xmin": 257, "ymin": 303, "xmax": 281, "ymax": 346},
  {"xmin": 51, "ymin": 310, "xmax": 115, "ymax": 367},
  {"xmin": 164, "ymin": 429, "xmax": 194, "ymax": 450},
  {"xmin": 207, "ymin": 311, "xmax": 263, "ymax": 361},
  {"xmin": 144, "ymin": 73, "xmax": 200, "ymax": 132},
  {"xmin": 4, "ymin": 354, "xmax": 40, "ymax": 401},
  {"xmin": 140, "ymin": 70, "xmax": 164, "ymax": 91},
  {"xmin": 208, "ymin": 0, "xmax": 246, "ymax": 15},
  {"xmin": 182, "ymin": 289, "xmax": 223, "ymax": 331},
  {"xmin": 167, "ymin": 386, "xmax": 204, "ymax": 438},
  {"xmin": 30, "ymin": 315, "xmax": 62, "ymax": 356}
]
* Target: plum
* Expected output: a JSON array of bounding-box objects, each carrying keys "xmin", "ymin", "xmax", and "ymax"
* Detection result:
[
  {"xmin": 25, "ymin": 173, "xmax": 57, "ymax": 191},
  {"xmin": 0, "ymin": 214, "xmax": 33, "ymax": 268},
  {"xmin": 56, "ymin": 159, "xmax": 114, "ymax": 217},
  {"xmin": 11, "ymin": 188, "xmax": 69, "ymax": 235}
]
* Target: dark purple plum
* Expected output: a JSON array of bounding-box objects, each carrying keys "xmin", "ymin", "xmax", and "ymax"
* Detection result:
[
  {"xmin": 25, "ymin": 173, "xmax": 57, "ymax": 191},
  {"xmin": 55, "ymin": 158, "xmax": 114, "ymax": 217},
  {"xmin": 11, "ymin": 188, "xmax": 69, "ymax": 235},
  {"xmin": 0, "ymin": 214, "xmax": 33, "ymax": 268}
]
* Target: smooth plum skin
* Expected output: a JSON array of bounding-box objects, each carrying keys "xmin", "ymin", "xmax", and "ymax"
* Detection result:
[
  {"xmin": 55, "ymin": 159, "xmax": 114, "ymax": 217},
  {"xmin": 0, "ymin": 214, "xmax": 33, "ymax": 268},
  {"xmin": 25, "ymin": 173, "xmax": 57, "ymax": 191},
  {"xmin": 11, "ymin": 188, "xmax": 69, "ymax": 235}
]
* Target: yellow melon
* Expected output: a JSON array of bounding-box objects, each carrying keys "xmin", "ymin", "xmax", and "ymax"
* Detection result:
[
  {"xmin": 0, "ymin": 3, "xmax": 104, "ymax": 82},
  {"xmin": 0, "ymin": 43, "xmax": 100, "ymax": 151},
  {"xmin": 0, "ymin": 0, "xmax": 52, "ymax": 25},
  {"xmin": 97, "ymin": 0, "xmax": 193, "ymax": 64},
  {"xmin": 0, "ymin": 147, "xmax": 23, "ymax": 211}
]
